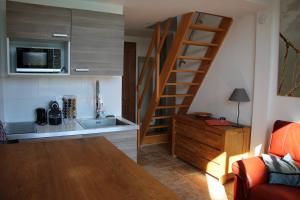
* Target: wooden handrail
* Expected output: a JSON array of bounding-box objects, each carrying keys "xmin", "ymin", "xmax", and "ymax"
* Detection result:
[
  {"xmin": 158, "ymin": 18, "xmax": 172, "ymax": 53},
  {"xmin": 137, "ymin": 19, "xmax": 172, "ymax": 117},
  {"xmin": 137, "ymin": 16, "xmax": 175, "ymax": 145},
  {"xmin": 138, "ymin": 61, "xmax": 155, "ymax": 109},
  {"xmin": 137, "ymin": 32, "xmax": 155, "ymax": 89}
]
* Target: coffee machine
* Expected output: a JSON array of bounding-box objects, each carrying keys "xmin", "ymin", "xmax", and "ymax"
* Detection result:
[
  {"xmin": 35, "ymin": 108, "xmax": 47, "ymax": 125},
  {"xmin": 48, "ymin": 101, "xmax": 62, "ymax": 125}
]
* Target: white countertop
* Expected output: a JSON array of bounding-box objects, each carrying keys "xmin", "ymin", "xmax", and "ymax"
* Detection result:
[{"xmin": 6, "ymin": 117, "xmax": 139, "ymax": 141}]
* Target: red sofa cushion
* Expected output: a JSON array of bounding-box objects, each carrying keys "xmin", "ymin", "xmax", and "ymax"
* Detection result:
[
  {"xmin": 248, "ymin": 184, "xmax": 300, "ymax": 200},
  {"xmin": 269, "ymin": 120, "xmax": 300, "ymax": 168}
]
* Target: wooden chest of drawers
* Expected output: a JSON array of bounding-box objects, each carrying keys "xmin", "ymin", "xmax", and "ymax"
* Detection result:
[{"xmin": 172, "ymin": 115, "xmax": 251, "ymax": 184}]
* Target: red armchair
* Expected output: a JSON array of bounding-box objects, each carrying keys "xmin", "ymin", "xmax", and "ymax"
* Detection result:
[{"xmin": 232, "ymin": 120, "xmax": 300, "ymax": 200}]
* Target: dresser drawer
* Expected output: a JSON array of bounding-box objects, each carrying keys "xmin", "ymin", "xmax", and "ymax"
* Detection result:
[
  {"xmin": 175, "ymin": 122, "xmax": 223, "ymax": 150},
  {"xmin": 172, "ymin": 115, "xmax": 251, "ymax": 184},
  {"xmin": 175, "ymin": 145, "xmax": 224, "ymax": 178},
  {"xmin": 175, "ymin": 134, "xmax": 225, "ymax": 165}
]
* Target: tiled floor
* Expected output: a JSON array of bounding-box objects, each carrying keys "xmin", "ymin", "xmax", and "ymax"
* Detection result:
[{"xmin": 138, "ymin": 144, "xmax": 234, "ymax": 200}]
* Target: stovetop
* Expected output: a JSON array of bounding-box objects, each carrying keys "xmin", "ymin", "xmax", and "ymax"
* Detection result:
[{"xmin": 5, "ymin": 122, "xmax": 36, "ymax": 135}]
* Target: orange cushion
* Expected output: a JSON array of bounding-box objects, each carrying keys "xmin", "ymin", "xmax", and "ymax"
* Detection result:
[{"xmin": 269, "ymin": 121, "xmax": 300, "ymax": 166}]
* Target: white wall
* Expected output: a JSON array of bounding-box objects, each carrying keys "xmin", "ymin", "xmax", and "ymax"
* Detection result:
[
  {"xmin": 267, "ymin": 0, "xmax": 300, "ymax": 132},
  {"xmin": 3, "ymin": 76, "xmax": 122, "ymax": 122},
  {"xmin": 189, "ymin": 14, "xmax": 256, "ymax": 126},
  {"xmin": 251, "ymin": 0, "xmax": 300, "ymax": 155}
]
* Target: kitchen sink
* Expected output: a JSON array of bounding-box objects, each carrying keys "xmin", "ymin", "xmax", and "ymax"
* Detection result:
[{"xmin": 77, "ymin": 117, "xmax": 129, "ymax": 129}]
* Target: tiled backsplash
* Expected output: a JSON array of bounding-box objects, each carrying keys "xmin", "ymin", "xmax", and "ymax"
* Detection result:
[{"xmin": 3, "ymin": 76, "xmax": 122, "ymax": 122}]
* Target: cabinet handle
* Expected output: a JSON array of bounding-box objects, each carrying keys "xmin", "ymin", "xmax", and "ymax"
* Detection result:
[
  {"xmin": 75, "ymin": 68, "xmax": 90, "ymax": 72},
  {"xmin": 52, "ymin": 33, "xmax": 69, "ymax": 38}
]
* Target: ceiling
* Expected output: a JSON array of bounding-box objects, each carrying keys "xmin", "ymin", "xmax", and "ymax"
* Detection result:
[{"xmin": 86, "ymin": 0, "xmax": 270, "ymax": 36}]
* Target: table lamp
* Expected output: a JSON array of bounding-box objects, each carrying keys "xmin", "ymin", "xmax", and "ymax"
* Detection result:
[{"xmin": 229, "ymin": 88, "xmax": 250, "ymax": 127}]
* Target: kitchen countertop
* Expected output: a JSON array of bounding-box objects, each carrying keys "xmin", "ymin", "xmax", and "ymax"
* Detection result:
[
  {"xmin": 6, "ymin": 117, "xmax": 138, "ymax": 141},
  {"xmin": 0, "ymin": 137, "xmax": 179, "ymax": 200}
]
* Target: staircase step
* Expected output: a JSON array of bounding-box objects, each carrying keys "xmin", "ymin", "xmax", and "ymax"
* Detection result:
[
  {"xmin": 190, "ymin": 24, "xmax": 225, "ymax": 32},
  {"xmin": 182, "ymin": 40, "xmax": 218, "ymax": 47},
  {"xmin": 152, "ymin": 116, "xmax": 172, "ymax": 119},
  {"xmin": 171, "ymin": 69, "xmax": 205, "ymax": 73},
  {"xmin": 149, "ymin": 125, "xmax": 169, "ymax": 129},
  {"xmin": 142, "ymin": 132, "xmax": 170, "ymax": 145},
  {"xmin": 166, "ymin": 82, "xmax": 200, "ymax": 86},
  {"xmin": 156, "ymin": 105, "xmax": 189, "ymax": 109},
  {"xmin": 146, "ymin": 131, "xmax": 169, "ymax": 136},
  {"xmin": 177, "ymin": 56, "xmax": 212, "ymax": 61},
  {"xmin": 161, "ymin": 94, "xmax": 194, "ymax": 98}
]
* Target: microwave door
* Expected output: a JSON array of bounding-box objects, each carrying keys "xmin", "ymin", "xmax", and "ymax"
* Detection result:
[
  {"xmin": 23, "ymin": 52, "xmax": 47, "ymax": 67},
  {"xmin": 16, "ymin": 48, "xmax": 61, "ymax": 73}
]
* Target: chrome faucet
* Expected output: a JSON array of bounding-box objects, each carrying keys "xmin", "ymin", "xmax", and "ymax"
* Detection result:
[{"xmin": 95, "ymin": 80, "xmax": 104, "ymax": 119}]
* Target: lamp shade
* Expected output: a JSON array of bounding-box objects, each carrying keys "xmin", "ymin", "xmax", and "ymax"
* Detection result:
[{"xmin": 229, "ymin": 88, "xmax": 250, "ymax": 102}]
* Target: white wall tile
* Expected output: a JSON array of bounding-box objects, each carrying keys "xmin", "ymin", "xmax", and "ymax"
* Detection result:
[{"xmin": 3, "ymin": 76, "xmax": 122, "ymax": 122}]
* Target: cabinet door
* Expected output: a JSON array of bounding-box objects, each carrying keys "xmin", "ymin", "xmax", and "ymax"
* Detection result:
[
  {"xmin": 71, "ymin": 10, "xmax": 124, "ymax": 76},
  {"xmin": 7, "ymin": 2, "xmax": 71, "ymax": 41}
]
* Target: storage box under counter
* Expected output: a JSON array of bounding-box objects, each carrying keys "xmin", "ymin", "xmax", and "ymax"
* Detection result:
[{"xmin": 171, "ymin": 114, "xmax": 251, "ymax": 184}]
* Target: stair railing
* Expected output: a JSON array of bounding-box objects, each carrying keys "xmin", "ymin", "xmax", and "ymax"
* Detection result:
[
  {"xmin": 139, "ymin": 12, "xmax": 194, "ymax": 143},
  {"xmin": 137, "ymin": 19, "xmax": 172, "ymax": 144}
]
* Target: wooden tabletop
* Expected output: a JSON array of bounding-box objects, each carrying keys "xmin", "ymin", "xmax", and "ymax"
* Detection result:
[{"xmin": 0, "ymin": 137, "xmax": 179, "ymax": 200}]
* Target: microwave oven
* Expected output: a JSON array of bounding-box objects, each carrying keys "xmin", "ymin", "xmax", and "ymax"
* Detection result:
[{"xmin": 16, "ymin": 47, "xmax": 62, "ymax": 73}]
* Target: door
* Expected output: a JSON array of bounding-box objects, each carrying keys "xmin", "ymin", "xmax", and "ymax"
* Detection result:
[{"xmin": 122, "ymin": 42, "xmax": 136, "ymax": 122}]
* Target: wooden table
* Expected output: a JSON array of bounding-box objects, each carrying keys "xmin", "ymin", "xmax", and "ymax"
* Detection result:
[{"xmin": 0, "ymin": 137, "xmax": 179, "ymax": 200}]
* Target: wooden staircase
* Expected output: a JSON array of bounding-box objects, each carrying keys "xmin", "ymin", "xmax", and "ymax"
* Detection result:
[{"xmin": 137, "ymin": 12, "xmax": 232, "ymax": 145}]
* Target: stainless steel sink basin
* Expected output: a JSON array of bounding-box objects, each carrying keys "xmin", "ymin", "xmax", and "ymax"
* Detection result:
[{"xmin": 77, "ymin": 117, "xmax": 129, "ymax": 129}]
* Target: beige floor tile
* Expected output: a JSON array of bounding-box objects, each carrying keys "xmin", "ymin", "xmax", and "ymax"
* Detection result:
[{"xmin": 138, "ymin": 144, "xmax": 234, "ymax": 200}]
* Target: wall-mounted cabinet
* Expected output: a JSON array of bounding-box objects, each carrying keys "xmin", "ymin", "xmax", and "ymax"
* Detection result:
[
  {"xmin": 6, "ymin": 2, "xmax": 124, "ymax": 76},
  {"xmin": 71, "ymin": 10, "xmax": 124, "ymax": 76},
  {"xmin": 7, "ymin": 1, "xmax": 71, "ymax": 41}
]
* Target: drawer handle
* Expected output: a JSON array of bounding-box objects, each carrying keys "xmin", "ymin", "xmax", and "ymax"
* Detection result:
[
  {"xmin": 75, "ymin": 68, "xmax": 90, "ymax": 72},
  {"xmin": 52, "ymin": 33, "xmax": 69, "ymax": 38}
]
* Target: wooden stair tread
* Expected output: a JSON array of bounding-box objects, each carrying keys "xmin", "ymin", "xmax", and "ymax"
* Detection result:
[
  {"xmin": 156, "ymin": 105, "xmax": 189, "ymax": 109},
  {"xmin": 190, "ymin": 24, "xmax": 225, "ymax": 32},
  {"xmin": 171, "ymin": 69, "xmax": 205, "ymax": 73},
  {"xmin": 152, "ymin": 116, "xmax": 172, "ymax": 119},
  {"xmin": 177, "ymin": 56, "xmax": 212, "ymax": 61},
  {"xmin": 161, "ymin": 94, "xmax": 194, "ymax": 98},
  {"xmin": 149, "ymin": 125, "xmax": 169, "ymax": 129},
  {"xmin": 182, "ymin": 40, "xmax": 218, "ymax": 47},
  {"xmin": 166, "ymin": 82, "xmax": 200, "ymax": 86},
  {"xmin": 142, "ymin": 132, "xmax": 170, "ymax": 145},
  {"xmin": 146, "ymin": 131, "xmax": 170, "ymax": 136}
]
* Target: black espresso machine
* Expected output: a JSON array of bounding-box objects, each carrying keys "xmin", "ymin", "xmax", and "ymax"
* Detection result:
[{"xmin": 48, "ymin": 101, "xmax": 62, "ymax": 125}]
